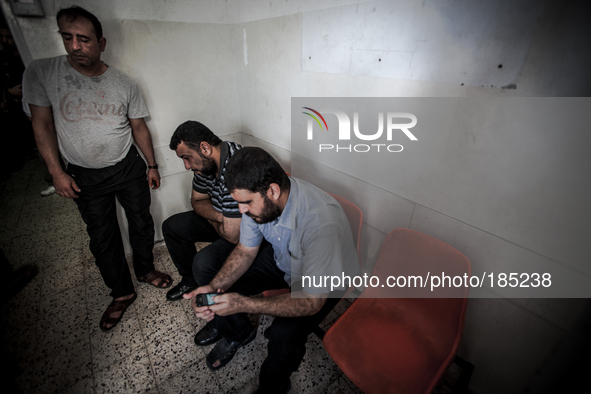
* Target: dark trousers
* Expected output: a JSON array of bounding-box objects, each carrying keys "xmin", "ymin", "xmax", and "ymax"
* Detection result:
[
  {"xmin": 161, "ymin": 211, "xmax": 233, "ymax": 288},
  {"xmin": 69, "ymin": 146, "xmax": 155, "ymax": 298},
  {"xmin": 259, "ymin": 296, "xmax": 340, "ymax": 393},
  {"xmin": 193, "ymin": 244, "xmax": 340, "ymax": 392}
]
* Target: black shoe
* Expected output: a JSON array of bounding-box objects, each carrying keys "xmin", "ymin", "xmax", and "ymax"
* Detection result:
[
  {"xmin": 194, "ymin": 322, "xmax": 223, "ymax": 346},
  {"xmin": 205, "ymin": 328, "xmax": 256, "ymax": 370},
  {"xmin": 4, "ymin": 264, "xmax": 38, "ymax": 300},
  {"xmin": 166, "ymin": 283, "xmax": 197, "ymax": 301}
]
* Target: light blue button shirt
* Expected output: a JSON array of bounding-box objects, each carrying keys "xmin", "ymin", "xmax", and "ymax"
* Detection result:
[
  {"xmin": 240, "ymin": 183, "xmax": 294, "ymax": 282},
  {"xmin": 239, "ymin": 177, "xmax": 359, "ymax": 294}
]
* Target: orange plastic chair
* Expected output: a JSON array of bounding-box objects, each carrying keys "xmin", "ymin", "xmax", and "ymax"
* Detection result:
[
  {"xmin": 327, "ymin": 192, "xmax": 363, "ymax": 264},
  {"xmin": 323, "ymin": 228, "xmax": 471, "ymax": 394},
  {"xmin": 262, "ymin": 192, "xmax": 363, "ymax": 297}
]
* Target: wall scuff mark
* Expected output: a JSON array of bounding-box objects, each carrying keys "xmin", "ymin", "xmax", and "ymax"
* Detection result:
[{"xmin": 243, "ymin": 28, "xmax": 248, "ymax": 66}]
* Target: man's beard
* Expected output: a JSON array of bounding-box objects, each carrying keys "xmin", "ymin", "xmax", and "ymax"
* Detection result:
[
  {"xmin": 246, "ymin": 195, "xmax": 282, "ymax": 224},
  {"xmin": 198, "ymin": 153, "xmax": 218, "ymax": 177}
]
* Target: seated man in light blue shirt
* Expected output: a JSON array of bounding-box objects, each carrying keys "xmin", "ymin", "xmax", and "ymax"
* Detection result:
[{"xmin": 184, "ymin": 147, "xmax": 359, "ymax": 393}]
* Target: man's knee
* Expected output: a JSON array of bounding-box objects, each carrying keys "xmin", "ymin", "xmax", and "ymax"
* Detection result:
[
  {"xmin": 161, "ymin": 215, "xmax": 175, "ymax": 240},
  {"xmin": 162, "ymin": 212, "xmax": 190, "ymax": 240},
  {"xmin": 88, "ymin": 227, "xmax": 123, "ymax": 256},
  {"xmin": 192, "ymin": 241, "xmax": 234, "ymax": 285},
  {"xmin": 264, "ymin": 317, "xmax": 307, "ymax": 344},
  {"xmin": 192, "ymin": 247, "xmax": 218, "ymax": 285}
]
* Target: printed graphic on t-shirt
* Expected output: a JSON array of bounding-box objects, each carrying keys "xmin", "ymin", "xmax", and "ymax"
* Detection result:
[{"xmin": 59, "ymin": 90, "xmax": 126, "ymax": 124}]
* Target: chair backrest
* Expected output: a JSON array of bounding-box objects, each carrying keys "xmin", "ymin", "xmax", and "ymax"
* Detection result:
[
  {"xmin": 324, "ymin": 228, "xmax": 471, "ymax": 394},
  {"xmin": 328, "ymin": 193, "xmax": 363, "ymax": 264},
  {"xmin": 366, "ymin": 228, "xmax": 470, "ymax": 392}
]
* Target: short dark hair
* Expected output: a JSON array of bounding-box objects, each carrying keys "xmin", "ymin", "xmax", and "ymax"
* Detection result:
[
  {"xmin": 169, "ymin": 121, "xmax": 222, "ymax": 152},
  {"xmin": 56, "ymin": 6, "xmax": 103, "ymax": 40},
  {"xmin": 225, "ymin": 147, "xmax": 289, "ymax": 195}
]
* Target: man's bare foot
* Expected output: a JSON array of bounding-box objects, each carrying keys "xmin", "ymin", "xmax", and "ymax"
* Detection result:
[{"xmin": 138, "ymin": 270, "xmax": 172, "ymax": 288}]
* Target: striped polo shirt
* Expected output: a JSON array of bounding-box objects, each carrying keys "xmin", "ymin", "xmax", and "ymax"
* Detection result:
[{"xmin": 192, "ymin": 141, "xmax": 242, "ymax": 218}]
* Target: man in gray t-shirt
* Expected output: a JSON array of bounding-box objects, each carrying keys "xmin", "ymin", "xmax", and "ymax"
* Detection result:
[{"xmin": 23, "ymin": 6, "xmax": 171, "ymax": 331}]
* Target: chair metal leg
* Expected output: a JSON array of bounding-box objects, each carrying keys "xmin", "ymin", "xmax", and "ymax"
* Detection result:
[
  {"xmin": 313, "ymin": 325, "xmax": 325, "ymax": 340},
  {"xmin": 450, "ymin": 355, "xmax": 474, "ymax": 394}
]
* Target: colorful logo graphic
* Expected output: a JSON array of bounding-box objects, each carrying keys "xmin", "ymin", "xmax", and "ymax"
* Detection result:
[
  {"xmin": 301, "ymin": 107, "xmax": 418, "ymax": 153},
  {"xmin": 302, "ymin": 107, "xmax": 328, "ymax": 131}
]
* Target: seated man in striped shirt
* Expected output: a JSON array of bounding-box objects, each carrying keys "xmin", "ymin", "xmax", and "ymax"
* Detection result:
[{"xmin": 163, "ymin": 121, "xmax": 243, "ymax": 304}]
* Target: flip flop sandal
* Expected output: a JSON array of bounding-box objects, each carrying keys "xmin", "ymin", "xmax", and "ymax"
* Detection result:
[
  {"xmin": 138, "ymin": 270, "xmax": 173, "ymax": 289},
  {"xmin": 100, "ymin": 293, "xmax": 137, "ymax": 332}
]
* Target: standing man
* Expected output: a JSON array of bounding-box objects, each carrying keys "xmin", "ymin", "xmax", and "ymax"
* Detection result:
[
  {"xmin": 1, "ymin": 22, "xmax": 34, "ymax": 178},
  {"xmin": 23, "ymin": 6, "xmax": 171, "ymax": 331},
  {"xmin": 163, "ymin": 121, "xmax": 243, "ymax": 302},
  {"xmin": 185, "ymin": 147, "xmax": 360, "ymax": 393}
]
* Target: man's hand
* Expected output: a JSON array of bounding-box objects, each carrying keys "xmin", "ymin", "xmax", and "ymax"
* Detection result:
[
  {"xmin": 130, "ymin": 118, "xmax": 159, "ymax": 190},
  {"xmin": 148, "ymin": 168, "xmax": 160, "ymax": 189},
  {"xmin": 8, "ymin": 83, "xmax": 22, "ymax": 97},
  {"xmin": 53, "ymin": 171, "xmax": 81, "ymax": 198},
  {"xmin": 208, "ymin": 292, "xmax": 248, "ymax": 317},
  {"xmin": 184, "ymin": 285, "xmax": 218, "ymax": 322}
]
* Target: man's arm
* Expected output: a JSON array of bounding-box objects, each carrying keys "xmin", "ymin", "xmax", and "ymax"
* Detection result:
[
  {"xmin": 30, "ymin": 104, "xmax": 81, "ymax": 198},
  {"xmin": 209, "ymin": 242, "xmax": 259, "ymax": 291},
  {"xmin": 186, "ymin": 242, "xmax": 326, "ymax": 319},
  {"xmin": 191, "ymin": 189, "xmax": 223, "ymax": 221},
  {"xmin": 210, "ymin": 223, "xmax": 346, "ymax": 318},
  {"xmin": 191, "ymin": 190, "xmax": 241, "ymax": 244},
  {"xmin": 209, "ymin": 217, "xmax": 241, "ymax": 244},
  {"xmin": 129, "ymin": 118, "xmax": 160, "ymax": 189},
  {"xmin": 210, "ymin": 291, "xmax": 327, "ymax": 318}
]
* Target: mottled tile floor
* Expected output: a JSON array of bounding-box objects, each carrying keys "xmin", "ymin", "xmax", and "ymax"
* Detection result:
[{"xmin": 1, "ymin": 159, "xmax": 457, "ymax": 394}]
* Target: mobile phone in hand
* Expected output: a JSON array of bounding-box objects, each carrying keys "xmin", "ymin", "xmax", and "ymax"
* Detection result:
[{"xmin": 196, "ymin": 293, "xmax": 222, "ymax": 307}]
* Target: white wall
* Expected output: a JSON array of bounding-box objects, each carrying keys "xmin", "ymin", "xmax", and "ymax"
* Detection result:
[
  {"xmin": 230, "ymin": 1, "xmax": 590, "ymax": 393},
  {"xmin": 4, "ymin": 0, "xmax": 590, "ymax": 393}
]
